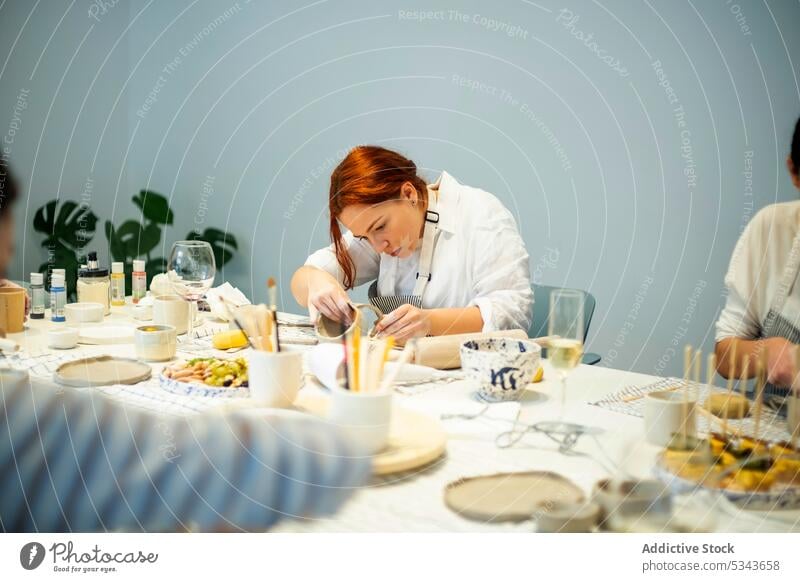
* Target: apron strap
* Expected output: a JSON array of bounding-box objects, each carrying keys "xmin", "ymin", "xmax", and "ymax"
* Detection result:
[
  {"xmin": 411, "ymin": 201, "xmax": 440, "ymax": 298},
  {"xmin": 763, "ymin": 227, "xmax": 800, "ymax": 337}
]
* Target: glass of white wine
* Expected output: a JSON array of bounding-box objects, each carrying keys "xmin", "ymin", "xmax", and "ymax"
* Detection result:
[{"xmin": 548, "ymin": 289, "xmax": 585, "ymax": 418}]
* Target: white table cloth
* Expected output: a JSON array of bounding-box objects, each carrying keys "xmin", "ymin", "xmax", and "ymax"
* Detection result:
[{"xmin": 4, "ymin": 306, "xmax": 799, "ymax": 533}]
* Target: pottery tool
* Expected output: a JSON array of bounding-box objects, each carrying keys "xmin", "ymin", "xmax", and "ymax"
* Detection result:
[
  {"xmin": 682, "ymin": 345, "xmax": 692, "ymax": 448},
  {"xmin": 340, "ymin": 322, "xmax": 351, "ymax": 391},
  {"xmin": 379, "ymin": 339, "xmax": 417, "ymax": 391},
  {"xmin": 268, "ymin": 277, "xmax": 281, "ymax": 352},
  {"xmin": 402, "ymin": 329, "xmax": 528, "ymax": 369},
  {"xmin": 725, "ymin": 343, "xmax": 737, "ymax": 436},
  {"xmin": 754, "ymin": 349, "xmax": 766, "ymax": 441},
  {"xmin": 218, "ymin": 297, "xmax": 257, "ymax": 350}
]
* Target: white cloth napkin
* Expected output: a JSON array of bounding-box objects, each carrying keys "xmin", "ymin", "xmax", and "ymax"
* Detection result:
[{"xmin": 205, "ymin": 282, "xmax": 251, "ymax": 321}]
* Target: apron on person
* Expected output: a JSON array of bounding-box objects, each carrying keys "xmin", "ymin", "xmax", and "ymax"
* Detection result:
[
  {"xmin": 367, "ymin": 193, "xmax": 440, "ymax": 315},
  {"xmin": 758, "ymin": 227, "xmax": 800, "ymax": 415}
]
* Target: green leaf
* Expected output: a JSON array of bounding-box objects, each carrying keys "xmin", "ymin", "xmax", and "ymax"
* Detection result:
[
  {"xmin": 33, "ymin": 198, "xmax": 97, "ymax": 250},
  {"xmin": 187, "ymin": 228, "xmax": 237, "ymax": 267},
  {"xmin": 105, "ymin": 221, "xmax": 126, "ymax": 263},
  {"xmin": 132, "ymin": 190, "xmax": 174, "ymax": 225}
]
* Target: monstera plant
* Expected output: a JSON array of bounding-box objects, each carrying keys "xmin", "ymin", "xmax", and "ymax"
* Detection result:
[
  {"xmin": 33, "ymin": 200, "xmax": 98, "ymax": 300},
  {"xmin": 106, "ymin": 190, "xmax": 238, "ymax": 292},
  {"xmin": 34, "ymin": 190, "xmax": 237, "ymax": 296}
]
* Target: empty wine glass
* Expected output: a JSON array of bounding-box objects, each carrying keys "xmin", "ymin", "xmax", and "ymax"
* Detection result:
[
  {"xmin": 548, "ymin": 289, "xmax": 585, "ymax": 420},
  {"xmin": 167, "ymin": 241, "xmax": 215, "ymax": 348}
]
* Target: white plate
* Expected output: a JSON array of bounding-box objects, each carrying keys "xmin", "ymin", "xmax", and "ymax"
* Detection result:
[{"xmin": 78, "ymin": 325, "xmax": 136, "ymax": 344}]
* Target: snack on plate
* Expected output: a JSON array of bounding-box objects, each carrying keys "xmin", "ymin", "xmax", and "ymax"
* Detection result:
[
  {"xmin": 162, "ymin": 357, "xmax": 248, "ymax": 388},
  {"xmin": 703, "ymin": 393, "xmax": 749, "ymax": 419},
  {"xmin": 660, "ymin": 432, "xmax": 800, "ymax": 493}
]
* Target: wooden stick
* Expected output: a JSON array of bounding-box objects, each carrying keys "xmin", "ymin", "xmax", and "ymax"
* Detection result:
[
  {"xmin": 340, "ymin": 322, "xmax": 351, "ymax": 391},
  {"xmin": 352, "ymin": 324, "xmax": 361, "ymax": 392},
  {"xmin": 379, "ymin": 340, "xmax": 417, "ymax": 392},
  {"xmin": 697, "ymin": 405, "xmax": 744, "ymax": 437},
  {"xmin": 682, "ymin": 345, "xmax": 692, "ymax": 448},
  {"xmin": 754, "ymin": 350, "xmax": 766, "ymax": 441},
  {"xmin": 219, "ymin": 297, "xmax": 257, "ymax": 350},
  {"xmin": 794, "ymin": 346, "xmax": 800, "ymax": 449}
]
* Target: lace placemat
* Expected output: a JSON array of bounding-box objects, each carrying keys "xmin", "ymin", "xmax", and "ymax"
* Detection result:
[{"xmin": 590, "ymin": 377, "xmax": 792, "ymax": 442}]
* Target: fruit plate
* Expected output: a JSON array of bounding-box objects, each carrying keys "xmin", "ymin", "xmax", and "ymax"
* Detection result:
[
  {"xmin": 159, "ymin": 372, "xmax": 249, "ymax": 398},
  {"xmin": 653, "ymin": 454, "xmax": 800, "ymax": 511}
]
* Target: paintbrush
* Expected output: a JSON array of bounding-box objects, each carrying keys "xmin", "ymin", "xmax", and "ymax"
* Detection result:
[
  {"xmin": 219, "ymin": 296, "xmax": 257, "ymax": 350},
  {"xmin": 267, "ymin": 277, "xmax": 281, "ymax": 352}
]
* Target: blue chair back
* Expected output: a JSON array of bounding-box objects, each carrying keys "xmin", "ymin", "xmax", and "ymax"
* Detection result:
[{"xmin": 529, "ymin": 284, "xmax": 597, "ymax": 341}]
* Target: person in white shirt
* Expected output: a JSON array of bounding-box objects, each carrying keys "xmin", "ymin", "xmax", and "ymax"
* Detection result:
[
  {"xmin": 715, "ymin": 117, "xmax": 800, "ymax": 394},
  {"xmin": 291, "ymin": 146, "xmax": 534, "ymax": 341}
]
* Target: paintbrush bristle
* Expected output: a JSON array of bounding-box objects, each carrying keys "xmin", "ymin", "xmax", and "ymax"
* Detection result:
[{"xmin": 267, "ymin": 277, "xmax": 276, "ymax": 288}]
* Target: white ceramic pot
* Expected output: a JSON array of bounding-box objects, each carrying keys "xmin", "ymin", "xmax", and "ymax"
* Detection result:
[{"xmin": 460, "ymin": 337, "xmax": 542, "ymax": 402}]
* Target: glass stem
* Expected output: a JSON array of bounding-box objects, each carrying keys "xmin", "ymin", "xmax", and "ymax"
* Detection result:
[
  {"xmin": 559, "ymin": 375, "xmax": 567, "ymax": 420},
  {"xmin": 187, "ymin": 299, "xmax": 195, "ymax": 340}
]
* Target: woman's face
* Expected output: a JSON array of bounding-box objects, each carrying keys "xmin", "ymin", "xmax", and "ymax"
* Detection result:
[{"xmin": 338, "ymin": 182, "xmax": 425, "ymax": 259}]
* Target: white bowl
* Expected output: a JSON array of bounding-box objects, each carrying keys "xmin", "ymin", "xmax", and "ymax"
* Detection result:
[
  {"xmin": 65, "ymin": 302, "xmax": 105, "ymax": 324},
  {"xmin": 460, "ymin": 337, "xmax": 542, "ymax": 402},
  {"xmin": 47, "ymin": 327, "xmax": 79, "ymax": 349},
  {"xmin": 135, "ymin": 324, "xmax": 177, "ymax": 362}
]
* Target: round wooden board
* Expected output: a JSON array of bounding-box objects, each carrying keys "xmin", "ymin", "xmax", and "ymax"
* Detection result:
[
  {"xmin": 295, "ymin": 391, "xmax": 447, "ymax": 476},
  {"xmin": 54, "ymin": 355, "xmax": 152, "ymax": 387},
  {"xmin": 444, "ymin": 471, "xmax": 585, "ymax": 523}
]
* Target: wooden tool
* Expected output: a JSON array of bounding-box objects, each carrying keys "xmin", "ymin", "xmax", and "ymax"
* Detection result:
[{"xmin": 402, "ymin": 329, "xmax": 528, "ymax": 370}]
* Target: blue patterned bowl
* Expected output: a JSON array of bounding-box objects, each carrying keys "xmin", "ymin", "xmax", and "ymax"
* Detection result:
[{"xmin": 460, "ymin": 337, "xmax": 542, "ymax": 402}]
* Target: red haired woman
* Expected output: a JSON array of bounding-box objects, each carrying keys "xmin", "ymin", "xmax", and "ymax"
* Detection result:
[{"xmin": 290, "ymin": 146, "xmax": 534, "ymax": 341}]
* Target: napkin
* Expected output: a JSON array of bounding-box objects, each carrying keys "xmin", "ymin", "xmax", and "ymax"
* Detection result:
[{"xmin": 205, "ymin": 282, "xmax": 251, "ymax": 321}]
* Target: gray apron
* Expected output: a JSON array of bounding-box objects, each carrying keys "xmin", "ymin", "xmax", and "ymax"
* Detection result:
[
  {"xmin": 368, "ymin": 193, "xmax": 440, "ymax": 314},
  {"xmin": 758, "ymin": 227, "xmax": 800, "ymax": 414}
]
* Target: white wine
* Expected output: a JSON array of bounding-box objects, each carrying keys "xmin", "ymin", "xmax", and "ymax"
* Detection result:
[{"xmin": 549, "ymin": 338, "xmax": 583, "ymax": 373}]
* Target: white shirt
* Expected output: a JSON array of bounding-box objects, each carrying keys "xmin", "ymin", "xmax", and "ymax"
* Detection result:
[
  {"xmin": 716, "ymin": 201, "xmax": 800, "ymax": 342},
  {"xmin": 305, "ymin": 171, "xmax": 534, "ymax": 333}
]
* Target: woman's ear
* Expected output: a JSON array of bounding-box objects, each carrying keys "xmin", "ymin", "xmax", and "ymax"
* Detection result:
[
  {"xmin": 400, "ymin": 181, "xmax": 418, "ymax": 205},
  {"xmin": 788, "ymin": 156, "xmax": 800, "ymax": 190}
]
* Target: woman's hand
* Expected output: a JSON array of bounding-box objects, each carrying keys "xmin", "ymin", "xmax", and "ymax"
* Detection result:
[
  {"xmin": 307, "ymin": 279, "xmax": 353, "ymax": 325},
  {"xmin": 375, "ymin": 304, "xmax": 431, "ymax": 341},
  {"xmin": 0, "ymin": 279, "xmax": 30, "ymax": 319},
  {"xmin": 763, "ymin": 336, "xmax": 798, "ymax": 387}
]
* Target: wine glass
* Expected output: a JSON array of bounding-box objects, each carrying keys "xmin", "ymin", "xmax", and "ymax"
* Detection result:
[
  {"xmin": 548, "ymin": 289, "xmax": 585, "ymax": 419},
  {"xmin": 167, "ymin": 241, "xmax": 216, "ymax": 348}
]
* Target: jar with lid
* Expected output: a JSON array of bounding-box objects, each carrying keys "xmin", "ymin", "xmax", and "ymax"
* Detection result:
[{"xmin": 77, "ymin": 251, "xmax": 110, "ymax": 315}]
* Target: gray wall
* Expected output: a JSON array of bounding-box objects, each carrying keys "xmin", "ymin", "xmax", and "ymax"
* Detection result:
[{"xmin": 1, "ymin": 0, "xmax": 799, "ymax": 378}]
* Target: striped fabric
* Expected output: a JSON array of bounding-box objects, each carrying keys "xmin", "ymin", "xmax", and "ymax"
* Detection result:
[{"xmin": 0, "ymin": 371, "xmax": 370, "ymax": 532}]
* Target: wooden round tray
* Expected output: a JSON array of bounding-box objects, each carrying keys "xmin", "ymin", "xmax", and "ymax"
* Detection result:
[{"xmin": 294, "ymin": 391, "xmax": 446, "ymax": 476}]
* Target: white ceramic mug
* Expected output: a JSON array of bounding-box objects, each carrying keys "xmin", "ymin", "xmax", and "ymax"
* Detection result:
[
  {"xmin": 152, "ymin": 295, "xmax": 189, "ymax": 334},
  {"xmin": 643, "ymin": 389, "xmax": 697, "ymax": 447},
  {"xmin": 328, "ymin": 386, "xmax": 392, "ymax": 455},
  {"xmin": 247, "ymin": 350, "xmax": 303, "ymax": 408}
]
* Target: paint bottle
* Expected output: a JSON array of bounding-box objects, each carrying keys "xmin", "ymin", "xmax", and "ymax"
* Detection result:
[
  {"xmin": 132, "ymin": 260, "xmax": 147, "ymax": 304},
  {"xmin": 50, "ymin": 274, "xmax": 66, "ymax": 322},
  {"xmin": 111, "ymin": 262, "xmax": 126, "ymax": 306},
  {"xmin": 30, "ymin": 272, "xmax": 45, "ymax": 319}
]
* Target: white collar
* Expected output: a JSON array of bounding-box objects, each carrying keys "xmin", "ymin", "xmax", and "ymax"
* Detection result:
[{"xmin": 426, "ymin": 171, "xmax": 459, "ymax": 234}]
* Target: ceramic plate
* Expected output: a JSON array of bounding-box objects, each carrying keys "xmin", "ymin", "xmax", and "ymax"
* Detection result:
[
  {"xmin": 654, "ymin": 453, "xmax": 800, "ymax": 510},
  {"xmin": 159, "ymin": 372, "xmax": 250, "ymax": 398},
  {"xmin": 55, "ymin": 356, "xmax": 152, "ymax": 387}
]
